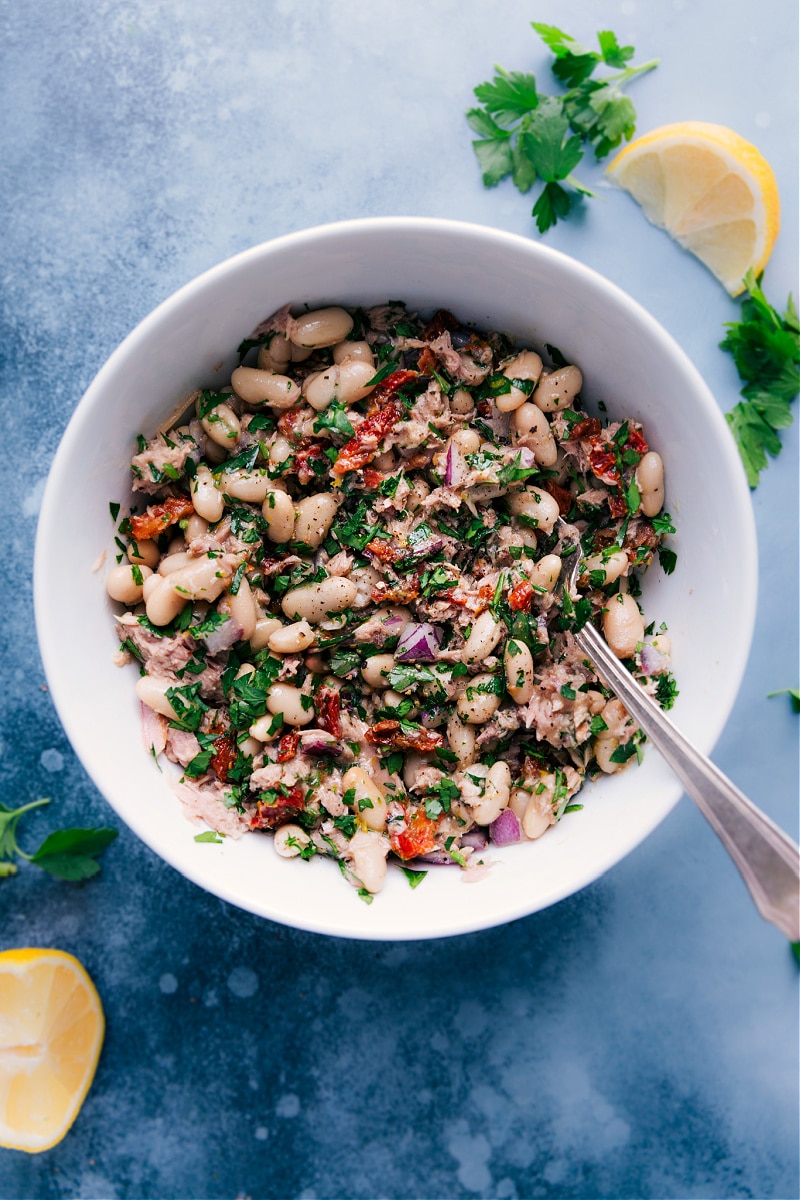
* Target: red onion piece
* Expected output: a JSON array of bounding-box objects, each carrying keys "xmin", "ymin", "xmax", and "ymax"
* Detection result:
[
  {"xmin": 445, "ymin": 441, "xmax": 466, "ymax": 487},
  {"xmin": 395, "ymin": 622, "xmax": 442, "ymax": 663},
  {"xmin": 639, "ymin": 641, "xmax": 669, "ymax": 676},
  {"xmin": 461, "ymin": 828, "xmax": 488, "ymax": 850},
  {"xmin": 202, "ymin": 616, "xmax": 244, "ymax": 654},
  {"xmin": 489, "ymin": 808, "xmax": 522, "ymax": 846},
  {"xmin": 298, "ymin": 729, "xmax": 343, "ymax": 757}
]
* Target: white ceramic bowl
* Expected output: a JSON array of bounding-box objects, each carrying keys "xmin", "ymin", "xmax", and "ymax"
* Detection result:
[{"xmin": 34, "ymin": 217, "xmax": 757, "ymax": 941}]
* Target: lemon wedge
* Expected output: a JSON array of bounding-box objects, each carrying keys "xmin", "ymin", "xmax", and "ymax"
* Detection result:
[
  {"xmin": 0, "ymin": 948, "xmax": 105, "ymax": 1153},
  {"xmin": 607, "ymin": 121, "xmax": 780, "ymax": 295}
]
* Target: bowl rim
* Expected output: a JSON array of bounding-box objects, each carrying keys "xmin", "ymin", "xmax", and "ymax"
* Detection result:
[{"xmin": 33, "ymin": 216, "xmax": 758, "ymax": 939}]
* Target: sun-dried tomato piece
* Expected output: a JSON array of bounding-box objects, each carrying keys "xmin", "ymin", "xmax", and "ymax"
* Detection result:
[
  {"xmin": 416, "ymin": 346, "xmax": 438, "ymax": 375},
  {"xmin": 365, "ymin": 720, "xmax": 444, "ymax": 753},
  {"xmin": 422, "ymin": 309, "xmax": 459, "ymax": 340},
  {"xmin": 362, "ymin": 468, "xmax": 383, "ymax": 490},
  {"xmin": 315, "ymin": 688, "xmax": 342, "ymax": 740},
  {"xmin": 129, "ymin": 495, "xmax": 194, "ymax": 542},
  {"xmin": 277, "ymin": 406, "xmax": 306, "ymax": 442},
  {"xmin": 294, "ymin": 443, "xmax": 325, "ymax": 484},
  {"xmin": 371, "ymin": 578, "xmax": 421, "ymax": 605},
  {"xmin": 543, "ymin": 479, "xmax": 574, "ymax": 515},
  {"xmin": 567, "ymin": 417, "xmax": 602, "ymax": 441},
  {"xmin": 277, "ymin": 731, "xmax": 300, "ymax": 763},
  {"xmin": 608, "ymin": 492, "xmax": 629, "ymax": 518},
  {"xmin": 588, "ymin": 441, "xmax": 621, "ymax": 486},
  {"xmin": 250, "ymin": 783, "xmax": 305, "ymax": 830},
  {"xmin": 210, "ymin": 732, "xmax": 237, "ymax": 782},
  {"xmin": 508, "ymin": 581, "xmax": 534, "ymax": 612},
  {"xmin": 333, "ymin": 373, "xmax": 416, "ymax": 476},
  {"xmin": 390, "ymin": 808, "xmax": 438, "ymax": 861},
  {"xmin": 365, "ymin": 539, "xmax": 399, "ymax": 563},
  {"xmin": 625, "ymin": 426, "xmax": 649, "ymax": 457}
]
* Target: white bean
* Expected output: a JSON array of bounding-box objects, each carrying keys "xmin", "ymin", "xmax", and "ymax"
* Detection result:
[
  {"xmin": 261, "ymin": 488, "xmax": 296, "ymax": 544},
  {"xmin": 504, "ymin": 639, "xmax": 534, "ymax": 705},
  {"xmin": 184, "ymin": 514, "xmax": 208, "ymax": 542},
  {"xmin": 292, "ymin": 493, "xmax": 339, "ymax": 549},
  {"xmin": 142, "ymin": 572, "xmax": 162, "ymax": 602},
  {"xmin": 200, "ymin": 401, "xmax": 241, "ymax": 448},
  {"xmin": 446, "ymin": 711, "xmax": 476, "ymax": 766},
  {"xmin": 529, "ymin": 553, "xmax": 561, "ymax": 593},
  {"xmin": 106, "ymin": 563, "xmax": 152, "ymax": 604},
  {"xmin": 452, "ymin": 428, "xmax": 481, "ymax": 454},
  {"xmin": 257, "ymin": 334, "xmax": 292, "ymax": 372},
  {"xmin": 219, "ymin": 468, "xmax": 271, "ymax": 503},
  {"xmin": 268, "ymin": 620, "xmax": 315, "ymax": 654},
  {"xmin": 341, "ymin": 766, "xmax": 388, "ymax": 831},
  {"xmin": 636, "ymin": 450, "xmax": 665, "ymax": 518},
  {"xmin": 282, "ymin": 576, "xmax": 357, "ymax": 624},
  {"xmin": 594, "ymin": 734, "xmax": 628, "ymax": 775},
  {"xmin": 167, "ymin": 554, "xmax": 238, "ymax": 604},
  {"xmin": 158, "ymin": 551, "xmax": 191, "ymax": 576},
  {"xmin": 512, "ymin": 402, "xmax": 558, "ymax": 466},
  {"xmin": 269, "ymin": 435, "xmax": 293, "ymax": 466},
  {"xmin": 230, "ymin": 366, "xmax": 301, "ymax": 409},
  {"xmin": 456, "ymin": 673, "xmax": 502, "ymax": 725},
  {"xmin": 584, "ymin": 549, "xmax": 628, "ymax": 587},
  {"xmin": 497, "ymin": 350, "xmax": 544, "ymax": 412},
  {"xmin": 249, "ymin": 712, "xmax": 283, "ymax": 742},
  {"xmin": 462, "ymin": 610, "xmax": 503, "ymax": 664},
  {"xmin": 191, "ymin": 464, "xmax": 224, "ymax": 523},
  {"xmin": 126, "ymin": 538, "xmax": 160, "ymax": 569},
  {"xmin": 360, "ymin": 654, "xmax": 396, "ymax": 689},
  {"xmin": 266, "ymin": 683, "xmax": 315, "ymax": 727},
  {"xmin": 225, "ymin": 576, "xmax": 257, "ymax": 640},
  {"xmin": 450, "ymin": 388, "xmax": 474, "ymax": 415},
  {"xmin": 332, "ymin": 339, "xmax": 374, "ymax": 366},
  {"xmin": 135, "ymin": 674, "xmax": 179, "ymax": 720},
  {"xmin": 273, "ymin": 824, "xmax": 310, "ymax": 858},
  {"xmin": 250, "ymin": 616, "xmax": 284, "ymax": 651},
  {"xmin": 291, "ymin": 307, "xmax": 354, "ymax": 349},
  {"xmin": 522, "ymin": 789, "xmax": 553, "ymax": 839},
  {"xmin": 304, "ymin": 360, "xmax": 376, "ymax": 411},
  {"xmin": 509, "ymin": 488, "xmax": 560, "ymax": 534},
  {"xmin": 533, "ymin": 365, "xmax": 583, "ymax": 413},
  {"xmin": 145, "ymin": 576, "xmax": 189, "ymax": 626},
  {"xmin": 347, "ymin": 829, "xmax": 389, "ymax": 893},
  {"xmin": 471, "ymin": 761, "xmax": 511, "ymax": 825},
  {"xmin": 602, "ymin": 593, "xmax": 645, "ymax": 659}
]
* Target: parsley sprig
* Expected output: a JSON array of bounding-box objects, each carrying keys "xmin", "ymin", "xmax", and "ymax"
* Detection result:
[
  {"xmin": 467, "ymin": 22, "xmax": 658, "ymax": 232},
  {"xmin": 721, "ymin": 271, "xmax": 800, "ymax": 487},
  {"xmin": 0, "ymin": 798, "xmax": 117, "ymax": 881}
]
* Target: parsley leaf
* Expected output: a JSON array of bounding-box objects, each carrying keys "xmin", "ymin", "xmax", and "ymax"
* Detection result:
[
  {"xmin": 467, "ymin": 23, "xmax": 658, "ymax": 232},
  {"xmin": 0, "ymin": 798, "xmax": 117, "ymax": 881},
  {"xmin": 721, "ymin": 271, "xmax": 800, "ymax": 486}
]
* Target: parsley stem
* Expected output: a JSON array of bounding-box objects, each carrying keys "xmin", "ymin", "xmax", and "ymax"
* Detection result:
[{"xmin": 604, "ymin": 58, "xmax": 660, "ymax": 84}]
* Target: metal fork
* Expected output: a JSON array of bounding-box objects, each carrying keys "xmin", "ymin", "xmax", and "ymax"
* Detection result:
[{"xmin": 562, "ymin": 545, "xmax": 800, "ymax": 941}]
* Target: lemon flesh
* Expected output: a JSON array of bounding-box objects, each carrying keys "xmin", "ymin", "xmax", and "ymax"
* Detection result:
[
  {"xmin": 0, "ymin": 948, "xmax": 105, "ymax": 1153},
  {"xmin": 607, "ymin": 121, "xmax": 780, "ymax": 295}
]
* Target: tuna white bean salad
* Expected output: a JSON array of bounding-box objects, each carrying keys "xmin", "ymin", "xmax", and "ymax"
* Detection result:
[{"xmin": 108, "ymin": 301, "xmax": 678, "ymax": 900}]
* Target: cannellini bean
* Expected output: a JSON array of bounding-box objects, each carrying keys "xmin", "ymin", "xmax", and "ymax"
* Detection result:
[
  {"xmin": 636, "ymin": 450, "xmax": 665, "ymax": 518},
  {"xmin": 191, "ymin": 464, "xmax": 224, "ymax": 523},
  {"xmin": 261, "ymin": 488, "xmax": 296, "ymax": 544},
  {"xmin": 529, "ymin": 553, "xmax": 561, "ymax": 593},
  {"xmin": 266, "ymin": 683, "xmax": 315, "ymax": 727},
  {"xmin": 106, "ymin": 563, "xmax": 152, "ymax": 604},
  {"xmin": 257, "ymin": 334, "xmax": 292, "ymax": 372},
  {"xmin": 230, "ymin": 366, "xmax": 301, "ymax": 409},
  {"xmin": 594, "ymin": 733, "xmax": 628, "ymax": 775},
  {"xmin": 446, "ymin": 711, "xmax": 476, "ymax": 766},
  {"xmin": 470, "ymin": 760, "xmax": 511, "ymax": 825},
  {"xmin": 219, "ymin": 468, "xmax": 271, "ymax": 503},
  {"xmin": 269, "ymin": 435, "xmax": 293, "ymax": 466},
  {"xmin": 450, "ymin": 388, "xmax": 474, "ymax": 415},
  {"xmin": 268, "ymin": 620, "xmax": 315, "ymax": 654},
  {"xmin": 462, "ymin": 610, "xmax": 503, "ymax": 664},
  {"xmin": 584, "ymin": 549, "xmax": 628, "ymax": 587},
  {"xmin": 273, "ymin": 824, "xmax": 311, "ymax": 858},
  {"xmin": 282, "ymin": 576, "xmax": 357, "ymax": 625},
  {"xmin": 347, "ymin": 828, "xmax": 389, "ymax": 893},
  {"xmin": 509, "ymin": 487, "xmax": 560, "ymax": 534},
  {"xmin": 512, "ymin": 402, "xmax": 558, "ymax": 466},
  {"xmin": 452, "ymin": 428, "xmax": 481, "ymax": 454},
  {"xmin": 456, "ymin": 673, "xmax": 502, "ymax": 725},
  {"xmin": 145, "ymin": 576, "xmax": 189, "ymax": 626},
  {"xmin": 522, "ymin": 792, "xmax": 553, "ymax": 839},
  {"xmin": 167, "ymin": 553, "xmax": 238, "ymax": 604},
  {"xmin": 292, "ymin": 493, "xmax": 339, "ymax": 549},
  {"xmin": 225, "ymin": 576, "xmax": 257, "ymax": 640},
  {"xmin": 158, "ymin": 551, "xmax": 191, "ymax": 576},
  {"xmin": 498, "ymin": 349, "xmax": 544, "ymax": 412},
  {"xmin": 341, "ymin": 765, "xmax": 388, "ymax": 831},
  {"xmin": 360, "ymin": 654, "xmax": 396, "ymax": 689},
  {"xmin": 333, "ymin": 339, "xmax": 374, "ymax": 366},
  {"xmin": 291, "ymin": 306, "xmax": 354, "ymax": 349},
  {"xmin": 249, "ymin": 616, "xmax": 284, "ymax": 651},
  {"xmin": 135, "ymin": 674, "xmax": 179, "ymax": 720},
  {"xmin": 504, "ymin": 638, "xmax": 534, "ymax": 705},
  {"xmin": 249, "ymin": 712, "xmax": 282, "ymax": 742},
  {"xmin": 127, "ymin": 538, "xmax": 160, "ymax": 568},
  {"xmin": 184, "ymin": 514, "xmax": 209, "ymax": 542},
  {"xmin": 304, "ymin": 360, "xmax": 376, "ymax": 411},
  {"xmin": 142, "ymin": 572, "xmax": 162, "ymax": 601},
  {"xmin": 603, "ymin": 592, "xmax": 645, "ymax": 659},
  {"xmin": 200, "ymin": 401, "xmax": 240, "ymax": 448},
  {"xmin": 533, "ymin": 365, "xmax": 583, "ymax": 412}
]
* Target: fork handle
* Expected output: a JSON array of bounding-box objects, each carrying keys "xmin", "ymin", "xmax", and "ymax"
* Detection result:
[{"xmin": 574, "ymin": 622, "xmax": 800, "ymax": 941}]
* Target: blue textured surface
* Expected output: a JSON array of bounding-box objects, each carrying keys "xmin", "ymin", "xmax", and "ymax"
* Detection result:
[{"xmin": 1, "ymin": 2, "xmax": 798, "ymax": 1197}]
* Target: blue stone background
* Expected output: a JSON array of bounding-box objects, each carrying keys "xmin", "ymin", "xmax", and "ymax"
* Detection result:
[{"xmin": 1, "ymin": 0, "xmax": 797, "ymax": 1197}]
